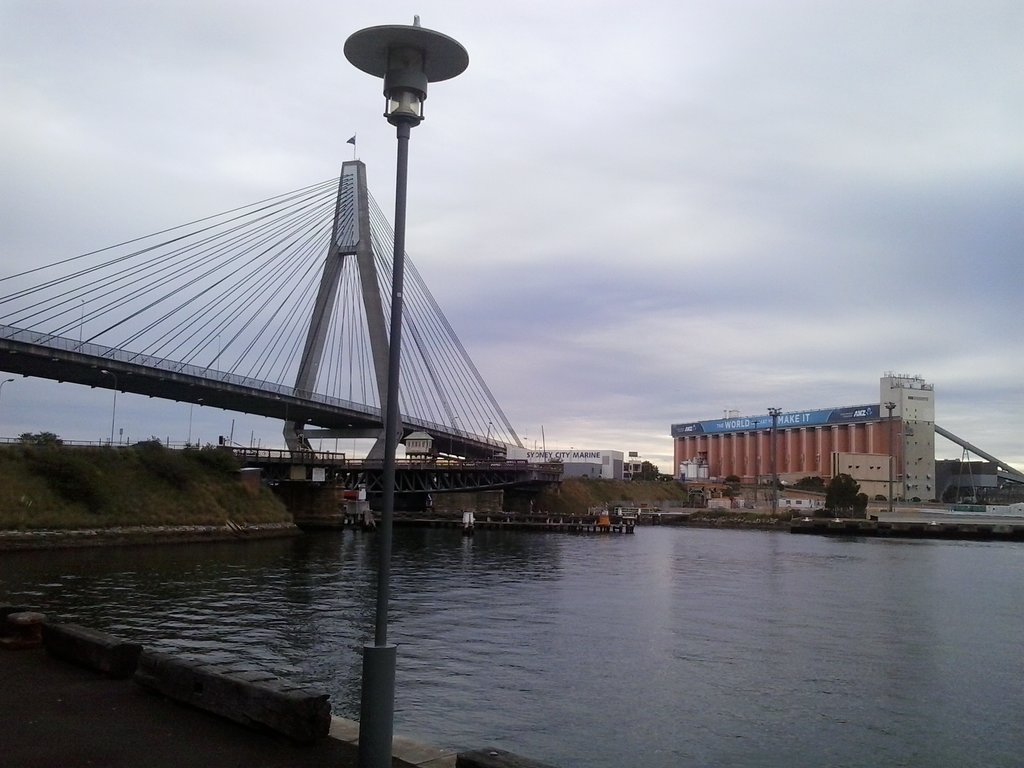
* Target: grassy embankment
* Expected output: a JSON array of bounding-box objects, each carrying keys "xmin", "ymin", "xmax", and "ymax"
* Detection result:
[
  {"xmin": 535, "ymin": 478, "xmax": 692, "ymax": 515},
  {"xmin": 535, "ymin": 478, "xmax": 794, "ymax": 527},
  {"xmin": 0, "ymin": 442, "xmax": 290, "ymax": 530}
]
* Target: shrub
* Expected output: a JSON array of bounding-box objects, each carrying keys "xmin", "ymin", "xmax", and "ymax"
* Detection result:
[
  {"xmin": 19, "ymin": 431, "xmax": 63, "ymax": 446},
  {"xmin": 21, "ymin": 446, "xmax": 109, "ymax": 512},
  {"xmin": 132, "ymin": 440, "xmax": 194, "ymax": 487},
  {"xmin": 185, "ymin": 446, "xmax": 241, "ymax": 473}
]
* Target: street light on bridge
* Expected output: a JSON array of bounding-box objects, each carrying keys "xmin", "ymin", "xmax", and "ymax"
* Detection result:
[
  {"xmin": 344, "ymin": 17, "xmax": 468, "ymax": 768},
  {"xmin": 100, "ymin": 370, "xmax": 118, "ymax": 445}
]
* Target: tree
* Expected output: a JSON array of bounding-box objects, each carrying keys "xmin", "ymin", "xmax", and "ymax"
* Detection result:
[
  {"xmin": 825, "ymin": 473, "xmax": 868, "ymax": 518},
  {"xmin": 794, "ymin": 476, "xmax": 825, "ymax": 491},
  {"xmin": 18, "ymin": 431, "xmax": 62, "ymax": 446},
  {"xmin": 634, "ymin": 461, "xmax": 661, "ymax": 481}
]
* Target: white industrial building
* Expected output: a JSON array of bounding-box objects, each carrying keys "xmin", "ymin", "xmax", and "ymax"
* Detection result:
[{"xmin": 506, "ymin": 447, "xmax": 624, "ymax": 480}]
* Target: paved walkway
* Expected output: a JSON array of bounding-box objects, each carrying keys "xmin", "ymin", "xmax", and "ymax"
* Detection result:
[{"xmin": 1, "ymin": 645, "xmax": 455, "ymax": 768}]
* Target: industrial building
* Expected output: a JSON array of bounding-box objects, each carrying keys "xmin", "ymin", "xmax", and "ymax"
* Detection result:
[
  {"xmin": 671, "ymin": 373, "xmax": 937, "ymax": 501},
  {"xmin": 506, "ymin": 447, "xmax": 625, "ymax": 480}
]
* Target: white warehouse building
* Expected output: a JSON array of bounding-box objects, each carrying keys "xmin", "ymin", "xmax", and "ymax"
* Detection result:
[{"xmin": 506, "ymin": 447, "xmax": 625, "ymax": 480}]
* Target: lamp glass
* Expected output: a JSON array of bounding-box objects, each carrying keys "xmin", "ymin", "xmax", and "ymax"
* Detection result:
[{"xmin": 386, "ymin": 90, "xmax": 424, "ymax": 123}]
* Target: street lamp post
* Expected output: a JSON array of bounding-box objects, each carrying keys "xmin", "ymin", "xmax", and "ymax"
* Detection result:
[
  {"xmin": 885, "ymin": 401, "xmax": 896, "ymax": 516},
  {"xmin": 344, "ymin": 18, "xmax": 468, "ymax": 768},
  {"xmin": 188, "ymin": 399, "xmax": 203, "ymax": 447},
  {"xmin": 0, "ymin": 378, "xmax": 14, "ymax": 434},
  {"xmin": 100, "ymin": 370, "xmax": 118, "ymax": 445}
]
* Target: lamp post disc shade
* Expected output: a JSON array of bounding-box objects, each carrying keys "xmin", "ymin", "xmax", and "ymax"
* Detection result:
[{"xmin": 344, "ymin": 24, "xmax": 468, "ymax": 82}]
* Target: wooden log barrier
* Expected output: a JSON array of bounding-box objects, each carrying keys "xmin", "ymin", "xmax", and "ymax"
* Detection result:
[
  {"xmin": 134, "ymin": 650, "xmax": 331, "ymax": 743},
  {"xmin": 458, "ymin": 747, "xmax": 561, "ymax": 768},
  {"xmin": 42, "ymin": 622, "xmax": 142, "ymax": 678}
]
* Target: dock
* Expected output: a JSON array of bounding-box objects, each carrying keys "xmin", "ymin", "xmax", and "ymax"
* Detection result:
[
  {"xmin": 392, "ymin": 512, "xmax": 636, "ymax": 534},
  {"xmin": 790, "ymin": 515, "xmax": 1024, "ymax": 541}
]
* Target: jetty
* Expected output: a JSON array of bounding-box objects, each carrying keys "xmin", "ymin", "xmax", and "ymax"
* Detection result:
[
  {"xmin": 392, "ymin": 509, "xmax": 636, "ymax": 534},
  {"xmin": 790, "ymin": 515, "xmax": 1024, "ymax": 541}
]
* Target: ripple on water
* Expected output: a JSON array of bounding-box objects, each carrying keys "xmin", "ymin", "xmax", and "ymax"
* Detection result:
[{"xmin": 1, "ymin": 528, "xmax": 1022, "ymax": 768}]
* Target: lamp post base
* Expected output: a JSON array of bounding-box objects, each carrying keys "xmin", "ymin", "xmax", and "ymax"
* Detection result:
[{"xmin": 357, "ymin": 643, "xmax": 397, "ymax": 768}]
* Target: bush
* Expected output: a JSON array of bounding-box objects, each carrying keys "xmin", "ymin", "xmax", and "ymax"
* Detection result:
[
  {"xmin": 19, "ymin": 431, "xmax": 63, "ymax": 446},
  {"xmin": 21, "ymin": 446, "xmax": 109, "ymax": 513},
  {"xmin": 132, "ymin": 440, "xmax": 193, "ymax": 487},
  {"xmin": 794, "ymin": 476, "xmax": 825, "ymax": 491},
  {"xmin": 185, "ymin": 446, "xmax": 241, "ymax": 473}
]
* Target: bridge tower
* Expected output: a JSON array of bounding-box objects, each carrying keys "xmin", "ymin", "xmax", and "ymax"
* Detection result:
[{"xmin": 285, "ymin": 161, "xmax": 392, "ymax": 455}]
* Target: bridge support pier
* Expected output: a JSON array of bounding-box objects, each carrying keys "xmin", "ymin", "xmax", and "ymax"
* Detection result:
[
  {"xmin": 270, "ymin": 483, "xmax": 350, "ymax": 528},
  {"xmin": 430, "ymin": 490, "xmax": 504, "ymax": 516}
]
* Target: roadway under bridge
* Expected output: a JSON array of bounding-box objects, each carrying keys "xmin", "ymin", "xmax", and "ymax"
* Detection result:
[{"xmin": 231, "ymin": 448, "xmax": 563, "ymax": 494}]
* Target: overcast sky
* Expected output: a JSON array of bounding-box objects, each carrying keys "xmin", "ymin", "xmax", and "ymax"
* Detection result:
[{"xmin": 1, "ymin": 1, "xmax": 1021, "ymax": 472}]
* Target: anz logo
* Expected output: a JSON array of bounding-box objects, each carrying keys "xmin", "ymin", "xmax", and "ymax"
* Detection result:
[{"xmin": 852, "ymin": 409, "xmax": 868, "ymax": 417}]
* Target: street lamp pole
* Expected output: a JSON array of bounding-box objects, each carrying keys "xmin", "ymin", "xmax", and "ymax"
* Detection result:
[
  {"xmin": 188, "ymin": 399, "xmax": 203, "ymax": 446},
  {"xmin": 0, "ymin": 378, "xmax": 14, "ymax": 434},
  {"xmin": 885, "ymin": 401, "xmax": 896, "ymax": 516},
  {"xmin": 344, "ymin": 19, "xmax": 468, "ymax": 768},
  {"xmin": 100, "ymin": 369, "xmax": 118, "ymax": 445}
]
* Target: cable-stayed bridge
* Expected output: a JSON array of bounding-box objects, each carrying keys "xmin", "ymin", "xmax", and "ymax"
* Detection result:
[{"xmin": 0, "ymin": 161, "xmax": 519, "ymax": 461}]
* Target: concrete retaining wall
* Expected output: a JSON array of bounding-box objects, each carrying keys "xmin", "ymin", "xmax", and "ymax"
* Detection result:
[
  {"xmin": 458, "ymin": 747, "xmax": 560, "ymax": 768},
  {"xmin": 42, "ymin": 622, "xmax": 142, "ymax": 678},
  {"xmin": 134, "ymin": 650, "xmax": 331, "ymax": 743}
]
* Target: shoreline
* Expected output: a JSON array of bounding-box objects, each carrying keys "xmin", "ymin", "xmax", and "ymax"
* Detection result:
[
  {"xmin": 671, "ymin": 518, "xmax": 790, "ymax": 531},
  {"xmin": 0, "ymin": 521, "xmax": 302, "ymax": 551},
  {"xmin": 0, "ymin": 516, "xmax": 795, "ymax": 550}
]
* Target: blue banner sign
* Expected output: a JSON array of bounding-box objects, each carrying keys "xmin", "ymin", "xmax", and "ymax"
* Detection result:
[{"xmin": 671, "ymin": 404, "xmax": 880, "ymax": 437}]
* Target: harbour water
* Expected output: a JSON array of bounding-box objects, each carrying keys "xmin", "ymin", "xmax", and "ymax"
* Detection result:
[{"xmin": 2, "ymin": 526, "xmax": 1022, "ymax": 767}]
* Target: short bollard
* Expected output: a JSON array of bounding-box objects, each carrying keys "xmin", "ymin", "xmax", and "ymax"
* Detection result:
[{"xmin": 1, "ymin": 612, "xmax": 47, "ymax": 649}]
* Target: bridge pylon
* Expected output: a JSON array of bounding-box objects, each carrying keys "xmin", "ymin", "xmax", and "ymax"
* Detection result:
[{"xmin": 285, "ymin": 161, "xmax": 394, "ymax": 456}]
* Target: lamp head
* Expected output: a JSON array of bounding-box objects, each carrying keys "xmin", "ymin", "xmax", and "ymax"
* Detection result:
[{"xmin": 344, "ymin": 18, "xmax": 468, "ymax": 126}]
